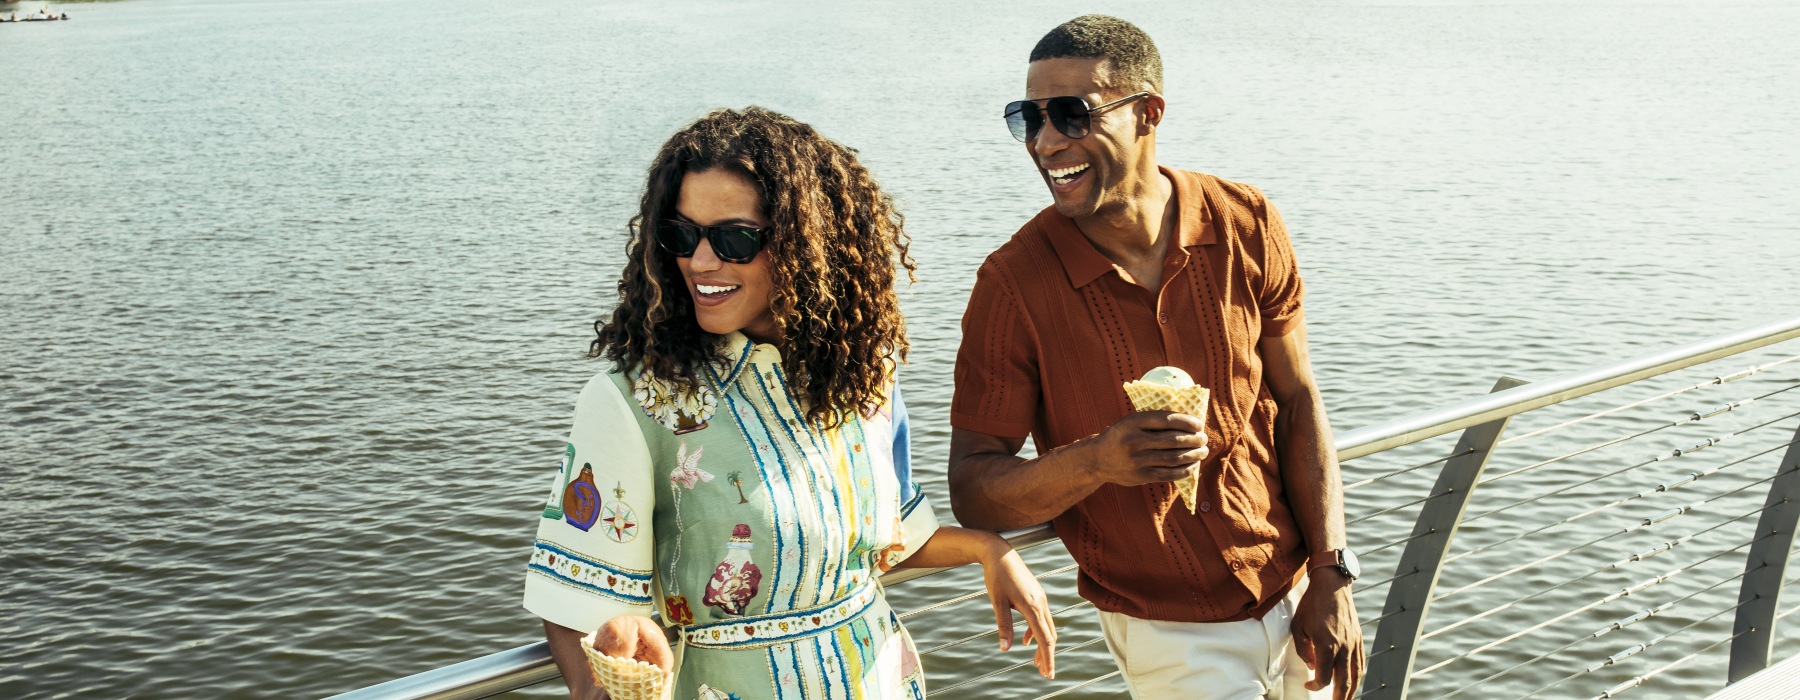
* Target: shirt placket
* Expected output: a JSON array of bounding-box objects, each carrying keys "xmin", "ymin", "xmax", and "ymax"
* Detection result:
[{"xmin": 1158, "ymin": 249, "xmax": 1256, "ymax": 588}]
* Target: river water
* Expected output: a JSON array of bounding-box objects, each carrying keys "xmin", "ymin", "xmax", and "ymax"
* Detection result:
[{"xmin": 4, "ymin": 0, "xmax": 1800, "ymax": 698}]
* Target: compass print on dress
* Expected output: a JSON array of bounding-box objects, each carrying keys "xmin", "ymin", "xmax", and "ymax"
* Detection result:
[{"xmin": 600, "ymin": 482, "xmax": 639, "ymax": 543}]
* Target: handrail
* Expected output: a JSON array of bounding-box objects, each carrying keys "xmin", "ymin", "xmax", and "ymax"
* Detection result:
[
  {"xmin": 1336, "ymin": 315, "xmax": 1800, "ymax": 461},
  {"xmin": 326, "ymin": 314, "xmax": 1800, "ymax": 700}
]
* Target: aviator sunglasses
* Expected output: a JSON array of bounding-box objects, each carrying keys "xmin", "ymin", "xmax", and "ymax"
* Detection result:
[
  {"xmin": 1003, "ymin": 91, "xmax": 1151, "ymax": 143},
  {"xmin": 653, "ymin": 219, "xmax": 767, "ymax": 264}
]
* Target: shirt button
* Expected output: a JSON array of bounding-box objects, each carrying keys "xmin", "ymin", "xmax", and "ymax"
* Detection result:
[
  {"xmin": 1158, "ymin": 313, "xmax": 1170, "ymax": 324},
  {"xmin": 1199, "ymin": 500, "xmax": 1212, "ymax": 513},
  {"xmin": 1230, "ymin": 561, "xmax": 1244, "ymax": 571}
]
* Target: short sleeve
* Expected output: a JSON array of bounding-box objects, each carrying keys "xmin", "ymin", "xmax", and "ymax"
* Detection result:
[
  {"xmin": 1257, "ymin": 198, "xmax": 1306, "ymax": 337},
  {"xmin": 888, "ymin": 387, "xmax": 940, "ymax": 564},
  {"xmin": 950, "ymin": 261, "xmax": 1040, "ymax": 439},
  {"xmin": 523, "ymin": 373, "xmax": 657, "ymax": 633}
]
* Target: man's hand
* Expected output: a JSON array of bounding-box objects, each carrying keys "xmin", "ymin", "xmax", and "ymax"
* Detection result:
[
  {"xmin": 586, "ymin": 615, "xmax": 675, "ymax": 672},
  {"xmin": 1082, "ymin": 411, "xmax": 1209, "ymax": 486},
  {"xmin": 1291, "ymin": 571, "xmax": 1363, "ymax": 700}
]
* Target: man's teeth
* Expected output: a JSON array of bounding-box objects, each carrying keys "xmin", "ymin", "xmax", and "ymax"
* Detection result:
[
  {"xmin": 697, "ymin": 284, "xmax": 740, "ymax": 295},
  {"xmin": 1048, "ymin": 163, "xmax": 1089, "ymax": 179}
]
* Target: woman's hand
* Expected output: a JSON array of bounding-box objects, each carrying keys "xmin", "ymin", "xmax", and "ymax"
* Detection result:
[
  {"xmin": 979, "ymin": 540, "xmax": 1057, "ymax": 679},
  {"xmin": 586, "ymin": 615, "xmax": 675, "ymax": 672}
]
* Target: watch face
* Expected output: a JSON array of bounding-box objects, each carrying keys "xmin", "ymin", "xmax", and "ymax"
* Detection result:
[{"xmin": 1341, "ymin": 548, "xmax": 1361, "ymax": 580}]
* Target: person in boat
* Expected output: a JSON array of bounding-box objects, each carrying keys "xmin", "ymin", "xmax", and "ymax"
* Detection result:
[
  {"xmin": 524, "ymin": 106, "xmax": 1057, "ymax": 700},
  {"xmin": 947, "ymin": 15, "xmax": 1363, "ymax": 700}
]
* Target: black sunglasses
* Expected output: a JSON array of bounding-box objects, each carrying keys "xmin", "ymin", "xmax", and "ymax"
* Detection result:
[
  {"xmin": 1003, "ymin": 91, "xmax": 1151, "ymax": 143},
  {"xmin": 653, "ymin": 219, "xmax": 767, "ymax": 264}
]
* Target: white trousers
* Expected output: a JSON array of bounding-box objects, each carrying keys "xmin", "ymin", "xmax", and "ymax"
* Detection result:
[{"xmin": 1097, "ymin": 580, "xmax": 1328, "ymax": 700}]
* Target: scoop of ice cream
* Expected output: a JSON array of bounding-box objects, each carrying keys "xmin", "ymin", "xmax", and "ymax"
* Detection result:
[{"xmin": 1138, "ymin": 366, "xmax": 1194, "ymax": 389}]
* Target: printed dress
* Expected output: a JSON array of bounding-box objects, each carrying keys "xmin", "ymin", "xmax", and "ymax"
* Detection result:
[{"xmin": 524, "ymin": 331, "xmax": 940, "ymax": 700}]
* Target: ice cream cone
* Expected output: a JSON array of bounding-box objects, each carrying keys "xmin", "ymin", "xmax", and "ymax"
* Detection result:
[
  {"xmin": 583, "ymin": 646, "xmax": 672, "ymax": 700},
  {"xmin": 1124, "ymin": 368, "xmax": 1210, "ymax": 514}
]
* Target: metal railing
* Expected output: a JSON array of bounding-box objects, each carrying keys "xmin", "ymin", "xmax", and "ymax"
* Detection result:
[{"xmin": 328, "ymin": 315, "xmax": 1800, "ymax": 700}]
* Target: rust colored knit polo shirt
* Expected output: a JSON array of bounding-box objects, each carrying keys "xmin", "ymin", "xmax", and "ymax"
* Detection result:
[{"xmin": 952, "ymin": 167, "xmax": 1309, "ymax": 623}]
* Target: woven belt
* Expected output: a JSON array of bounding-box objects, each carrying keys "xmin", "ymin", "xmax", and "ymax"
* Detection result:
[{"xmin": 683, "ymin": 580, "xmax": 880, "ymax": 650}]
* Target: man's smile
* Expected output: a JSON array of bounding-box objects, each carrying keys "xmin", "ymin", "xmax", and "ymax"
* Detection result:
[{"xmin": 1045, "ymin": 162, "xmax": 1091, "ymax": 190}]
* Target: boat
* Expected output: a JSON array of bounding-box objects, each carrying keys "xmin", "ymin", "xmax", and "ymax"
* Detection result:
[{"xmin": 329, "ymin": 316, "xmax": 1800, "ymax": 699}]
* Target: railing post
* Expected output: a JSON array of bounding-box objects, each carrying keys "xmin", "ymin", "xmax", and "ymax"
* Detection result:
[
  {"xmin": 1361, "ymin": 377, "xmax": 1527, "ymax": 700},
  {"xmin": 1727, "ymin": 422, "xmax": 1800, "ymax": 683}
]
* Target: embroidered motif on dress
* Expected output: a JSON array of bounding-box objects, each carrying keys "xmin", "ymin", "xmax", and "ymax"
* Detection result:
[
  {"xmin": 527, "ymin": 540, "xmax": 654, "ymax": 603},
  {"xmin": 709, "ymin": 362, "xmax": 806, "ymax": 615}
]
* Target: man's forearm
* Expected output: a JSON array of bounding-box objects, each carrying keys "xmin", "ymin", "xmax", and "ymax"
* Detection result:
[
  {"xmin": 1276, "ymin": 385, "xmax": 1345, "ymax": 556},
  {"xmin": 949, "ymin": 436, "xmax": 1103, "ymax": 531}
]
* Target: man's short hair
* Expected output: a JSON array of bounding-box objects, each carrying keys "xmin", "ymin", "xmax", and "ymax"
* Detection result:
[{"xmin": 1029, "ymin": 15, "xmax": 1163, "ymax": 93}]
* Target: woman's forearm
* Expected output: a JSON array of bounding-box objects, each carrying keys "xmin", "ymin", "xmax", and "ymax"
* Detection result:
[
  {"xmin": 893, "ymin": 525, "xmax": 1010, "ymax": 569},
  {"xmin": 544, "ymin": 620, "xmax": 600, "ymax": 700}
]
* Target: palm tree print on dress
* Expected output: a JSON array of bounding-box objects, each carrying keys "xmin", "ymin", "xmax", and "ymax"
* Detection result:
[{"xmin": 726, "ymin": 471, "xmax": 748, "ymax": 504}]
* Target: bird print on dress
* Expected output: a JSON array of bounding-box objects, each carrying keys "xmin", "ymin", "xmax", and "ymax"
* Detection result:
[{"xmin": 670, "ymin": 442, "xmax": 714, "ymax": 489}]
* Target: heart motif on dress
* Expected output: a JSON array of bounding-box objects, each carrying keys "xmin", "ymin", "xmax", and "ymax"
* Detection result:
[
  {"xmin": 743, "ymin": 625, "xmax": 756, "ymax": 636},
  {"xmin": 812, "ymin": 616, "xmax": 821, "ymax": 625},
  {"xmin": 607, "ymin": 575, "xmax": 616, "ymax": 586}
]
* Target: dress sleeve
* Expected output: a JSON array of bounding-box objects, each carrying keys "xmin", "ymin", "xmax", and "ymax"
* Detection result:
[
  {"xmin": 523, "ymin": 373, "xmax": 658, "ymax": 633},
  {"xmin": 888, "ymin": 386, "xmax": 939, "ymax": 565},
  {"xmin": 950, "ymin": 261, "xmax": 1041, "ymax": 439},
  {"xmin": 1257, "ymin": 197, "xmax": 1306, "ymax": 338}
]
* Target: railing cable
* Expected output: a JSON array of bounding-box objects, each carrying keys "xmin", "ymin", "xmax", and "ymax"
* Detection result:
[
  {"xmin": 1434, "ymin": 563, "xmax": 1763, "ymax": 699},
  {"xmin": 1029, "ymin": 671, "xmax": 1123, "ymax": 699},
  {"xmin": 1354, "ymin": 568, "xmax": 1416, "ymax": 596},
  {"xmin": 928, "ymin": 636, "xmax": 1108, "ymax": 696},
  {"xmin": 918, "ymin": 599, "xmax": 1093, "ymax": 656},
  {"xmin": 1344, "ymin": 448, "xmax": 1471, "ymax": 493},
  {"xmin": 1362, "ymin": 530, "xmax": 1433, "ymax": 557},
  {"xmin": 899, "ymin": 563, "xmax": 1076, "ymax": 620},
  {"xmin": 1460, "ymin": 410, "xmax": 1800, "ymax": 529},
  {"xmin": 1347, "ymin": 493, "xmax": 1436, "ymax": 527},
  {"xmin": 1496, "ymin": 356, "xmax": 1800, "ymax": 447},
  {"xmin": 1414, "ymin": 533, "xmax": 1766, "ymax": 674},
  {"xmin": 1586, "ymin": 629, "xmax": 1750, "ymax": 699},
  {"xmin": 1516, "ymin": 600, "xmax": 1750, "ymax": 699},
  {"xmin": 1484, "ymin": 382, "xmax": 1800, "ymax": 486},
  {"xmin": 1427, "ymin": 486, "xmax": 1773, "ymax": 625},
  {"xmin": 1443, "ymin": 439, "xmax": 1796, "ymax": 570}
]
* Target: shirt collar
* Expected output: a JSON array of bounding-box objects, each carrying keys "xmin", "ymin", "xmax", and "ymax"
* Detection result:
[
  {"xmin": 1046, "ymin": 166, "xmax": 1219, "ymax": 289},
  {"xmin": 708, "ymin": 331, "xmax": 781, "ymax": 387}
]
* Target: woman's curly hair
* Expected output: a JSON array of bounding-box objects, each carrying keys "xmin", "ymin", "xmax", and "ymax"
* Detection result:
[{"xmin": 591, "ymin": 107, "xmax": 917, "ymax": 427}]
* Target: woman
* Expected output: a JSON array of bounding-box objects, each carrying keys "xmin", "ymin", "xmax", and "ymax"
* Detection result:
[{"xmin": 524, "ymin": 107, "xmax": 1056, "ymax": 700}]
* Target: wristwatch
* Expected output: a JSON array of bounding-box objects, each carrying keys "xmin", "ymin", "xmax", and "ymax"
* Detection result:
[{"xmin": 1309, "ymin": 548, "xmax": 1360, "ymax": 581}]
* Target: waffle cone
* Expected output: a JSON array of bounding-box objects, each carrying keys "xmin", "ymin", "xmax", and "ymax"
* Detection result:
[
  {"xmin": 1123, "ymin": 381, "xmax": 1210, "ymax": 514},
  {"xmin": 583, "ymin": 646, "xmax": 672, "ymax": 700}
]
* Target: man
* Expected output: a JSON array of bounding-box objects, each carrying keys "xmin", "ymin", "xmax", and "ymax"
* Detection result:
[{"xmin": 948, "ymin": 15, "xmax": 1363, "ymax": 700}]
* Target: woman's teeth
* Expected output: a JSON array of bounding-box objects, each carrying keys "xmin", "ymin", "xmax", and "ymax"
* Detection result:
[
  {"xmin": 697, "ymin": 284, "xmax": 740, "ymax": 296},
  {"xmin": 1048, "ymin": 163, "xmax": 1089, "ymax": 184}
]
